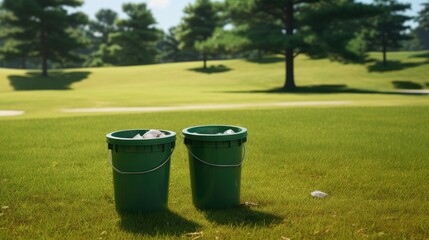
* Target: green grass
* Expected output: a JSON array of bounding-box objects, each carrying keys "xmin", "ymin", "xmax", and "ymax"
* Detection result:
[
  {"xmin": 0, "ymin": 51, "xmax": 429, "ymax": 239},
  {"xmin": 0, "ymin": 52, "xmax": 428, "ymax": 119},
  {"xmin": 0, "ymin": 107, "xmax": 428, "ymax": 239}
]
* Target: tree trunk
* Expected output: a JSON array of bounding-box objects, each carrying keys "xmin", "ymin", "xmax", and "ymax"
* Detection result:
[
  {"xmin": 203, "ymin": 52, "xmax": 207, "ymax": 69},
  {"xmin": 382, "ymin": 33, "xmax": 387, "ymax": 67},
  {"xmin": 382, "ymin": 44, "xmax": 387, "ymax": 67},
  {"xmin": 285, "ymin": 49, "xmax": 295, "ymax": 89},
  {"xmin": 283, "ymin": 0, "xmax": 296, "ymax": 90},
  {"xmin": 41, "ymin": 23, "xmax": 48, "ymax": 77},
  {"xmin": 21, "ymin": 56, "xmax": 26, "ymax": 69}
]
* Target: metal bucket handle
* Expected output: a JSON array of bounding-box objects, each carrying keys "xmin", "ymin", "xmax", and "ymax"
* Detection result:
[
  {"xmin": 186, "ymin": 144, "xmax": 246, "ymax": 168},
  {"xmin": 108, "ymin": 148, "xmax": 174, "ymax": 175}
]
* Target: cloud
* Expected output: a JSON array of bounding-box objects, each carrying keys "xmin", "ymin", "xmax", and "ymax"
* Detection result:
[{"xmin": 148, "ymin": 0, "xmax": 171, "ymax": 9}]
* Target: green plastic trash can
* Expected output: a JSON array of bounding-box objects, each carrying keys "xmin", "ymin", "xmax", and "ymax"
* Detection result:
[
  {"xmin": 183, "ymin": 125, "xmax": 247, "ymax": 209},
  {"xmin": 106, "ymin": 129, "xmax": 176, "ymax": 214}
]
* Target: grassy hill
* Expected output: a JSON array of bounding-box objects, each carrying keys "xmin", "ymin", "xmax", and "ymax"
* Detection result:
[
  {"xmin": 0, "ymin": 51, "xmax": 428, "ymax": 119},
  {"xmin": 0, "ymin": 52, "xmax": 428, "ymax": 239}
]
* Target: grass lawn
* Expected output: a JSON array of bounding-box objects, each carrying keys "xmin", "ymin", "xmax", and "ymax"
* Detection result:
[
  {"xmin": 0, "ymin": 52, "xmax": 428, "ymax": 118},
  {"xmin": 0, "ymin": 52, "xmax": 428, "ymax": 239},
  {"xmin": 1, "ymin": 107, "xmax": 428, "ymax": 239}
]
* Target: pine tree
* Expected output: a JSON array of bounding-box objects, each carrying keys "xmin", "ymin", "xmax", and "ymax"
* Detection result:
[
  {"xmin": 227, "ymin": 0, "xmax": 379, "ymax": 90},
  {"xmin": 89, "ymin": 9, "xmax": 118, "ymax": 46},
  {"xmin": 176, "ymin": 0, "xmax": 222, "ymax": 69},
  {"xmin": 0, "ymin": 8, "xmax": 35, "ymax": 69},
  {"xmin": 1, "ymin": 0, "xmax": 88, "ymax": 76},
  {"xmin": 365, "ymin": 0, "xmax": 411, "ymax": 66},
  {"xmin": 109, "ymin": 3, "xmax": 161, "ymax": 66},
  {"xmin": 84, "ymin": 9, "xmax": 119, "ymax": 67},
  {"xmin": 415, "ymin": 1, "xmax": 429, "ymax": 50}
]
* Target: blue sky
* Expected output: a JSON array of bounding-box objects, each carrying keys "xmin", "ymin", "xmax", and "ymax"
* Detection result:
[
  {"xmin": 76, "ymin": 0, "xmax": 425, "ymax": 32},
  {"xmin": 76, "ymin": 0, "xmax": 194, "ymax": 31}
]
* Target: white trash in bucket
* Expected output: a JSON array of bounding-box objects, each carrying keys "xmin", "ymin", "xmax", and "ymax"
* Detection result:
[
  {"xmin": 142, "ymin": 130, "xmax": 166, "ymax": 139},
  {"xmin": 223, "ymin": 129, "xmax": 235, "ymax": 134},
  {"xmin": 133, "ymin": 134, "xmax": 144, "ymax": 139}
]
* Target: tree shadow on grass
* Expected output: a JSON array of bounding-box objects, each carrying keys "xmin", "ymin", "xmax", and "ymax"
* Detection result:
[
  {"xmin": 188, "ymin": 64, "xmax": 232, "ymax": 74},
  {"xmin": 222, "ymin": 84, "xmax": 427, "ymax": 95},
  {"xmin": 246, "ymin": 56, "xmax": 284, "ymax": 64},
  {"xmin": 409, "ymin": 52, "xmax": 429, "ymax": 59},
  {"xmin": 119, "ymin": 210, "xmax": 201, "ymax": 237},
  {"xmin": 202, "ymin": 206, "xmax": 283, "ymax": 227},
  {"xmin": 392, "ymin": 80, "xmax": 423, "ymax": 89},
  {"xmin": 367, "ymin": 60, "xmax": 427, "ymax": 72},
  {"xmin": 8, "ymin": 71, "xmax": 91, "ymax": 90}
]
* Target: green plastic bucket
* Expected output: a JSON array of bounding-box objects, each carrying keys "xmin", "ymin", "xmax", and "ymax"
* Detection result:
[
  {"xmin": 106, "ymin": 129, "xmax": 176, "ymax": 214},
  {"xmin": 182, "ymin": 125, "xmax": 247, "ymax": 209}
]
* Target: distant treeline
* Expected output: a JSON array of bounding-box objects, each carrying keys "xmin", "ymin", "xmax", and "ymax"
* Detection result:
[{"xmin": 0, "ymin": 0, "xmax": 428, "ymax": 88}]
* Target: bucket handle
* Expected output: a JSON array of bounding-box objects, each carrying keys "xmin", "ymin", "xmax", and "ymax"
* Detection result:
[
  {"xmin": 108, "ymin": 148, "xmax": 174, "ymax": 175},
  {"xmin": 186, "ymin": 144, "xmax": 246, "ymax": 168}
]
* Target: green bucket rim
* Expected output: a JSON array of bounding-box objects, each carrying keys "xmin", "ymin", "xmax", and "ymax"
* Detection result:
[
  {"xmin": 107, "ymin": 129, "xmax": 176, "ymax": 146},
  {"xmin": 182, "ymin": 125, "xmax": 247, "ymax": 141}
]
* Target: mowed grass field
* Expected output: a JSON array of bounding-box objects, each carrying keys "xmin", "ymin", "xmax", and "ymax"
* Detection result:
[
  {"xmin": 0, "ymin": 52, "xmax": 428, "ymax": 118},
  {"xmin": 0, "ymin": 52, "xmax": 429, "ymax": 239}
]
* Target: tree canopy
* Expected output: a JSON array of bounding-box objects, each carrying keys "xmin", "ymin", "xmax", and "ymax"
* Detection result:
[
  {"xmin": 89, "ymin": 9, "xmax": 118, "ymax": 45},
  {"xmin": 109, "ymin": 3, "xmax": 161, "ymax": 66},
  {"xmin": 415, "ymin": 1, "xmax": 429, "ymax": 50},
  {"xmin": 176, "ymin": 0, "xmax": 223, "ymax": 69},
  {"xmin": 226, "ymin": 0, "xmax": 379, "ymax": 89},
  {"xmin": 84, "ymin": 8, "xmax": 118, "ymax": 67},
  {"xmin": 0, "ymin": 0, "xmax": 425, "ymax": 89},
  {"xmin": 0, "ymin": 0, "xmax": 88, "ymax": 76},
  {"xmin": 365, "ymin": 0, "xmax": 411, "ymax": 66}
]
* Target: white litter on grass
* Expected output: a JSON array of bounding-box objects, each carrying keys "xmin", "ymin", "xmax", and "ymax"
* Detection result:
[
  {"xmin": 311, "ymin": 190, "xmax": 328, "ymax": 198},
  {"xmin": 142, "ymin": 130, "xmax": 165, "ymax": 139},
  {"xmin": 223, "ymin": 129, "xmax": 235, "ymax": 134}
]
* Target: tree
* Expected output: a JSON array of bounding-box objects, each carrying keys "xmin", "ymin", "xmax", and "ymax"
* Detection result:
[
  {"xmin": 84, "ymin": 9, "xmax": 119, "ymax": 67},
  {"xmin": 227, "ymin": 0, "xmax": 379, "ymax": 90},
  {"xmin": 365, "ymin": 0, "xmax": 411, "ymax": 66},
  {"xmin": 0, "ymin": 8, "xmax": 35, "ymax": 69},
  {"xmin": 89, "ymin": 9, "xmax": 118, "ymax": 46},
  {"xmin": 157, "ymin": 27, "xmax": 201, "ymax": 63},
  {"xmin": 1, "ymin": 0, "xmax": 88, "ymax": 76},
  {"xmin": 158, "ymin": 27, "xmax": 181, "ymax": 62},
  {"xmin": 176, "ymin": 0, "xmax": 222, "ymax": 69},
  {"xmin": 109, "ymin": 3, "xmax": 160, "ymax": 66},
  {"xmin": 415, "ymin": 1, "xmax": 429, "ymax": 50}
]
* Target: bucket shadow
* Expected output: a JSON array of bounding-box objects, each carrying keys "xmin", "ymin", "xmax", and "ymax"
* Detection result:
[
  {"xmin": 8, "ymin": 71, "xmax": 91, "ymax": 90},
  {"xmin": 119, "ymin": 210, "xmax": 201, "ymax": 237},
  {"xmin": 202, "ymin": 206, "xmax": 283, "ymax": 227}
]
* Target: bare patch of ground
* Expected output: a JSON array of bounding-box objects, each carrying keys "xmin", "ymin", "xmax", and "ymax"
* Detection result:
[{"xmin": 0, "ymin": 110, "xmax": 24, "ymax": 117}]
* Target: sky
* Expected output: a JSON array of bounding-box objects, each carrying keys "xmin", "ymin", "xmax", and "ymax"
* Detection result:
[
  {"xmin": 76, "ymin": 0, "xmax": 426, "ymax": 32},
  {"xmin": 76, "ymin": 0, "xmax": 194, "ymax": 31}
]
